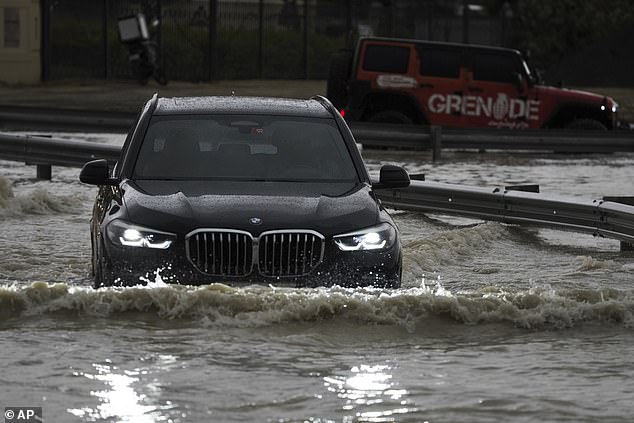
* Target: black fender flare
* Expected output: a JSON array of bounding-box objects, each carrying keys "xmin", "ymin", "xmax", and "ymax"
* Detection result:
[{"xmin": 543, "ymin": 102, "xmax": 612, "ymax": 129}]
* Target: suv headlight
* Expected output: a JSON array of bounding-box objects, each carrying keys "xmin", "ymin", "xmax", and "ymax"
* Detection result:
[
  {"xmin": 106, "ymin": 220, "xmax": 176, "ymax": 249},
  {"xmin": 334, "ymin": 222, "xmax": 397, "ymax": 251}
]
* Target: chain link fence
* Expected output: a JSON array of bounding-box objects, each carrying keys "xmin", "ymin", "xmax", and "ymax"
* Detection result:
[{"xmin": 42, "ymin": 0, "xmax": 519, "ymax": 82}]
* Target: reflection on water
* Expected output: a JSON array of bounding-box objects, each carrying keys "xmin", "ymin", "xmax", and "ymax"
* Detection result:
[
  {"xmin": 323, "ymin": 364, "xmax": 416, "ymax": 422},
  {"xmin": 67, "ymin": 355, "xmax": 179, "ymax": 422}
]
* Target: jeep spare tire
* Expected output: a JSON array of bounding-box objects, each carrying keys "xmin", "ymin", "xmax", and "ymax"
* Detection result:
[
  {"xmin": 369, "ymin": 110, "xmax": 413, "ymax": 124},
  {"xmin": 326, "ymin": 49, "xmax": 353, "ymax": 109}
]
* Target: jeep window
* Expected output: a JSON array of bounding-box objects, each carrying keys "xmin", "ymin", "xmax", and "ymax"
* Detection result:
[
  {"xmin": 472, "ymin": 52, "xmax": 520, "ymax": 83},
  {"xmin": 418, "ymin": 46, "xmax": 461, "ymax": 78},
  {"xmin": 362, "ymin": 44, "xmax": 410, "ymax": 73},
  {"xmin": 133, "ymin": 115, "xmax": 359, "ymax": 182}
]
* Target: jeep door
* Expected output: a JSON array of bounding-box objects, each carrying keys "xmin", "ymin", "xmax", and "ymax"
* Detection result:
[
  {"xmin": 464, "ymin": 50, "xmax": 541, "ymax": 129},
  {"xmin": 415, "ymin": 44, "xmax": 468, "ymax": 128}
]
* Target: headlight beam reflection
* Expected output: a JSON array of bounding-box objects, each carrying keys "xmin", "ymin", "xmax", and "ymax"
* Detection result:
[
  {"xmin": 67, "ymin": 355, "xmax": 179, "ymax": 422},
  {"xmin": 323, "ymin": 363, "xmax": 414, "ymax": 422}
]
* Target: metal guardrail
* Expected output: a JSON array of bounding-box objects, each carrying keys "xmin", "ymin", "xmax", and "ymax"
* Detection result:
[
  {"xmin": 1, "ymin": 106, "xmax": 634, "ymax": 154},
  {"xmin": 350, "ymin": 122, "xmax": 634, "ymax": 155},
  {"xmin": 0, "ymin": 106, "xmax": 135, "ymax": 132},
  {"xmin": 0, "ymin": 133, "xmax": 120, "ymax": 178},
  {"xmin": 2, "ymin": 131, "xmax": 634, "ymax": 249},
  {"xmin": 376, "ymin": 180, "xmax": 634, "ymax": 248}
]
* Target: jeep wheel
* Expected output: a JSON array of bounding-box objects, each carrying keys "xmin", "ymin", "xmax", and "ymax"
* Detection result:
[
  {"xmin": 566, "ymin": 118, "xmax": 607, "ymax": 130},
  {"xmin": 369, "ymin": 110, "xmax": 413, "ymax": 125},
  {"xmin": 326, "ymin": 49, "xmax": 353, "ymax": 109}
]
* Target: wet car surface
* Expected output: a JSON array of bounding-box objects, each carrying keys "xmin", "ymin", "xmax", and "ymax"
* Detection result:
[{"xmin": 80, "ymin": 95, "xmax": 410, "ymax": 288}]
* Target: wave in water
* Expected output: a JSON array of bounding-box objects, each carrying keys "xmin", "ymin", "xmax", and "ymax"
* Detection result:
[
  {"xmin": 404, "ymin": 222, "xmax": 511, "ymax": 271},
  {"xmin": 0, "ymin": 177, "xmax": 83, "ymax": 216},
  {"xmin": 1, "ymin": 281, "xmax": 632, "ymax": 330}
]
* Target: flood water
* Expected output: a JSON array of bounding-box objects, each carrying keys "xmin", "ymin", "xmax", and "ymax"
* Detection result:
[{"xmin": 1, "ymin": 132, "xmax": 633, "ymax": 423}]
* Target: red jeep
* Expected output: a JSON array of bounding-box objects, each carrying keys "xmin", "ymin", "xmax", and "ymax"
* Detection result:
[{"xmin": 327, "ymin": 37, "xmax": 619, "ymax": 130}]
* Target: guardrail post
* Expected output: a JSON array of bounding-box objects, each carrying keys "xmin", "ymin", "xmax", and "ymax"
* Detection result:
[
  {"xmin": 431, "ymin": 125, "xmax": 442, "ymax": 162},
  {"xmin": 620, "ymin": 241, "xmax": 634, "ymax": 252},
  {"xmin": 603, "ymin": 196, "xmax": 634, "ymax": 251},
  {"xmin": 36, "ymin": 164, "xmax": 52, "ymax": 180}
]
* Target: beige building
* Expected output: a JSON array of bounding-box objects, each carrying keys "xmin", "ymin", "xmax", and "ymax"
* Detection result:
[{"xmin": 0, "ymin": 0, "xmax": 40, "ymax": 84}]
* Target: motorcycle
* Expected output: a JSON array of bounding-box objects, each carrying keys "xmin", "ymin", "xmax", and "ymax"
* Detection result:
[{"xmin": 117, "ymin": 13, "xmax": 168, "ymax": 86}]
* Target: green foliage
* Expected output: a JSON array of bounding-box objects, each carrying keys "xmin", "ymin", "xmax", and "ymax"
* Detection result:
[
  {"xmin": 261, "ymin": 30, "xmax": 304, "ymax": 78},
  {"xmin": 216, "ymin": 29, "xmax": 262, "ymax": 79},
  {"xmin": 49, "ymin": 17, "xmax": 104, "ymax": 78},
  {"xmin": 162, "ymin": 25, "xmax": 210, "ymax": 81},
  {"xmin": 168, "ymin": 28, "xmax": 346, "ymax": 80},
  {"xmin": 308, "ymin": 33, "xmax": 347, "ymax": 79},
  {"xmin": 515, "ymin": 0, "xmax": 634, "ymax": 66}
]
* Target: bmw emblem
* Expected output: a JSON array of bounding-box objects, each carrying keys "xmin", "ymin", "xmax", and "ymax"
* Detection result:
[{"xmin": 249, "ymin": 217, "xmax": 262, "ymax": 225}]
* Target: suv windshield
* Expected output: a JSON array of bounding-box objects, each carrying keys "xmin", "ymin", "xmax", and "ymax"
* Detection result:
[{"xmin": 133, "ymin": 115, "xmax": 359, "ymax": 182}]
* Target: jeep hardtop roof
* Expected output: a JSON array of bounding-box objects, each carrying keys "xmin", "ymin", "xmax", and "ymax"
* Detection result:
[
  {"xmin": 358, "ymin": 36, "xmax": 523, "ymax": 57},
  {"xmin": 154, "ymin": 96, "xmax": 333, "ymax": 118}
]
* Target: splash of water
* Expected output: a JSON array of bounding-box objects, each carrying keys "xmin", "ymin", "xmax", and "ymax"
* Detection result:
[
  {"xmin": 0, "ymin": 281, "xmax": 631, "ymax": 331},
  {"xmin": 0, "ymin": 177, "xmax": 83, "ymax": 216}
]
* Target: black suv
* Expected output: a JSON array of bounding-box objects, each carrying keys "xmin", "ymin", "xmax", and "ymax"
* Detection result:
[{"xmin": 80, "ymin": 95, "xmax": 409, "ymax": 288}]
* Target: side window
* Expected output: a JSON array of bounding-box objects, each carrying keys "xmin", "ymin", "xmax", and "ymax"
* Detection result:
[
  {"xmin": 418, "ymin": 47, "xmax": 461, "ymax": 78},
  {"xmin": 362, "ymin": 44, "xmax": 410, "ymax": 73},
  {"xmin": 472, "ymin": 52, "xmax": 520, "ymax": 83}
]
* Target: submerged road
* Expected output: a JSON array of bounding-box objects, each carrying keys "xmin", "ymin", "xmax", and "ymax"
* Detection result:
[{"xmin": 2, "ymin": 136, "xmax": 634, "ymax": 422}]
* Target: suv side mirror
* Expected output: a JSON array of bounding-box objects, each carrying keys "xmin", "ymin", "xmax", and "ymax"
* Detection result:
[
  {"xmin": 79, "ymin": 159, "xmax": 118, "ymax": 186},
  {"xmin": 373, "ymin": 165, "xmax": 410, "ymax": 189}
]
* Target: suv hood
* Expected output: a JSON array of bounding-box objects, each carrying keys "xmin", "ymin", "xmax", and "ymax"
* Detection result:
[{"xmin": 121, "ymin": 180, "xmax": 380, "ymax": 237}]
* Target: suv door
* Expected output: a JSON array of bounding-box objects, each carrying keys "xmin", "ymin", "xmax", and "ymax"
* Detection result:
[
  {"xmin": 415, "ymin": 44, "xmax": 468, "ymax": 128},
  {"xmin": 464, "ymin": 50, "xmax": 540, "ymax": 129}
]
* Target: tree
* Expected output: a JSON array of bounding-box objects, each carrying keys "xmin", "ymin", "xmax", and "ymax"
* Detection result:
[{"xmin": 513, "ymin": 0, "xmax": 634, "ymax": 67}]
